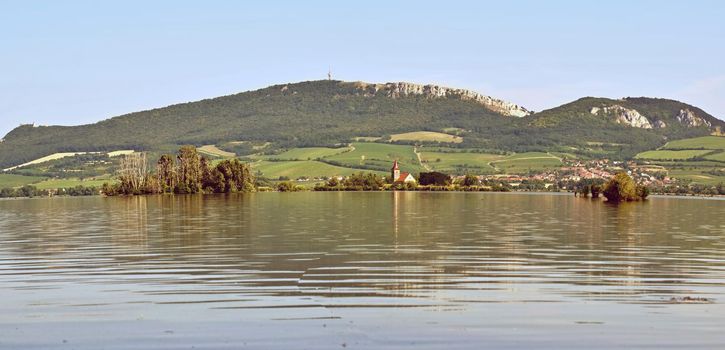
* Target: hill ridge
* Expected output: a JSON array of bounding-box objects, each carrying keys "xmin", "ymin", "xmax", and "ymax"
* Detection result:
[{"xmin": 1, "ymin": 80, "xmax": 723, "ymax": 169}]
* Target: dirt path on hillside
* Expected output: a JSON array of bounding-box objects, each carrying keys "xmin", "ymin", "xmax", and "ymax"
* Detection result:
[{"xmin": 414, "ymin": 147, "xmax": 431, "ymax": 171}]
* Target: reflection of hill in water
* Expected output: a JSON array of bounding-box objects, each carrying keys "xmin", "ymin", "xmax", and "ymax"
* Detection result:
[{"xmin": 0, "ymin": 193, "xmax": 723, "ymax": 306}]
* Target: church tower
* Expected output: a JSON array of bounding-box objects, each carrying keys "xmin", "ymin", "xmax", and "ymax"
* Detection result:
[{"xmin": 391, "ymin": 160, "xmax": 400, "ymax": 182}]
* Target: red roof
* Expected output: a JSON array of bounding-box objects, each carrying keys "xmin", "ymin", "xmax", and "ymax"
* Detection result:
[{"xmin": 395, "ymin": 172, "xmax": 411, "ymax": 183}]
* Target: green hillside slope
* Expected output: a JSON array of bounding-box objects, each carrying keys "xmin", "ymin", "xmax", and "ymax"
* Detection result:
[{"xmin": 1, "ymin": 80, "xmax": 722, "ymax": 168}]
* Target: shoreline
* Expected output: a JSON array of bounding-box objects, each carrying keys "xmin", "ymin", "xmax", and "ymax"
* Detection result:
[{"xmin": 2, "ymin": 190, "xmax": 723, "ymax": 201}]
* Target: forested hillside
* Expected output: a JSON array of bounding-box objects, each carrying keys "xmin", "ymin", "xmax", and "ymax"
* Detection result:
[{"xmin": 1, "ymin": 80, "xmax": 722, "ymax": 168}]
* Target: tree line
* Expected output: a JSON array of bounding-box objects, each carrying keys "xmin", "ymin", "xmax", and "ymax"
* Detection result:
[
  {"xmin": 573, "ymin": 173, "xmax": 649, "ymax": 202},
  {"xmin": 0, "ymin": 185, "xmax": 99, "ymax": 198},
  {"xmin": 102, "ymin": 146, "xmax": 255, "ymax": 196}
]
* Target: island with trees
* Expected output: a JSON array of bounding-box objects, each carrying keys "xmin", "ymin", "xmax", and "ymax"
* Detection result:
[{"xmin": 102, "ymin": 146, "xmax": 255, "ymax": 196}]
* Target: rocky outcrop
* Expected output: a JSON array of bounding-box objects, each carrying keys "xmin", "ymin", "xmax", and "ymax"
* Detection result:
[
  {"xmin": 350, "ymin": 81, "xmax": 531, "ymax": 117},
  {"xmin": 652, "ymin": 120, "xmax": 667, "ymax": 128},
  {"xmin": 676, "ymin": 109, "xmax": 711, "ymax": 128},
  {"xmin": 590, "ymin": 105, "xmax": 653, "ymax": 129}
]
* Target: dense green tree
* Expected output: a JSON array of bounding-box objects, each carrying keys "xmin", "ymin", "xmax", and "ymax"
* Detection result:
[
  {"xmin": 175, "ymin": 146, "xmax": 203, "ymax": 194},
  {"xmin": 418, "ymin": 172, "xmax": 452, "ymax": 186},
  {"xmin": 102, "ymin": 146, "xmax": 256, "ymax": 196},
  {"xmin": 156, "ymin": 154, "xmax": 176, "ymax": 193},
  {"xmin": 276, "ymin": 181, "xmax": 299, "ymax": 192},
  {"xmin": 603, "ymin": 173, "xmax": 649, "ymax": 202},
  {"xmin": 574, "ymin": 178, "xmax": 605, "ymax": 198},
  {"xmin": 343, "ymin": 172, "xmax": 385, "ymax": 190},
  {"xmin": 461, "ymin": 174, "xmax": 479, "ymax": 187},
  {"xmin": 212, "ymin": 159, "xmax": 255, "ymax": 193}
]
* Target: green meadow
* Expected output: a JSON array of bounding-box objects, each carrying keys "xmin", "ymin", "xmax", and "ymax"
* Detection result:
[
  {"xmin": 252, "ymin": 160, "xmax": 384, "ymax": 179},
  {"xmin": 667, "ymin": 169, "xmax": 725, "ymax": 186},
  {"xmin": 419, "ymin": 151, "xmax": 503, "ymax": 174},
  {"xmin": 634, "ymin": 136, "xmax": 724, "ymax": 185},
  {"xmin": 390, "ymin": 131, "xmax": 463, "ymax": 143},
  {"xmin": 662, "ymin": 136, "xmax": 725, "ymax": 150},
  {"xmin": 0, "ymin": 174, "xmax": 47, "ymax": 188},
  {"xmin": 323, "ymin": 142, "xmax": 424, "ymax": 174},
  {"xmin": 704, "ymin": 151, "xmax": 725, "ymax": 162},
  {"xmin": 32, "ymin": 178, "xmax": 114, "ymax": 190},
  {"xmin": 257, "ymin": 147, "xmax": 350, "ymax": 161},
  {"xmin": 490, "ymin": 152, "xmax": 563, "ymax": 174},
  {"xmin": 635, "ymin": 149, "xmax": 712, "ymax": 160}
]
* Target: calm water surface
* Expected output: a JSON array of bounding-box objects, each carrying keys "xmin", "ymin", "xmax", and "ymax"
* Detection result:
[{"xmin": 0, "ymin": 192, "xmax": 724, "ymax": 349}]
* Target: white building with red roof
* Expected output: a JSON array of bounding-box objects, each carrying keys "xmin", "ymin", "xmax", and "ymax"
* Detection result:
[{"xmin": 391, "ymin": 160, "xmax": 416, "ymax": 184}]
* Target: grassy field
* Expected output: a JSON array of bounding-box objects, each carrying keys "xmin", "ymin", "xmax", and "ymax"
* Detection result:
[
  {"xmin": 704, "ymin": 151, "xmax": 725, "ymax": 162},
  {"xmin": 662, "ymin": 136, "xmax": 725, "ymax": 150},
  {"xmin": 390, "ymin": 131, "xmax": 463, "ymax": 143},
  {"xmin": 0, "ymin": 174, "xmax": 47, "ymax": 188},
  {"xmin": 635, "ymin": 150, "xmax": 712, "ymax": 160},
  {"xmin": 32, "ymin": 178, "xmax": 114, "ymax": 190},
  {"xmin": 324, "ymin": 142, "xmax": 424, "ymax": 173},
  {"xmin": 3, "ymin": 152, "xmax": 92, "ymax": 171},
  {"xmin": 198, "ymin": 145, "xmax": 236, "ymax": 158},
  {"xmin": 634, "ymin": 136, "xmax": 725, "ymax": 185},
  {"xmin": 3, "ymin": 149, "xmax": 137, "ymax": 171},
  {"xmin": 419, "ymin": 151, "xmax": 503, "ymax": 174},
  {"xmin": 259, "ymin": 147, "xmax": 350, "ymax": 160},
  {"xmin": 667, "ymin": 169, "xmax": 725, "ymax": 186},
  {"xmin": 252, "ymin": 160, "xmax": 384, "ymax": 179},
  {"xmin": 491, "ymin": 152, "xmax": 563, "ymax": 174}
]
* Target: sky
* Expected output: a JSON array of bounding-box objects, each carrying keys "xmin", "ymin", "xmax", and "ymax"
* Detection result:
[{"xmin": 1, "ymin": 0, "xmax": 724, "ymax": 137}]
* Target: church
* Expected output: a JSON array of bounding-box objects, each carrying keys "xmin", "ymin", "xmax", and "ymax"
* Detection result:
[{"xmin": 391, "ymin": 160, "xmax": 416, "ymax": 184}]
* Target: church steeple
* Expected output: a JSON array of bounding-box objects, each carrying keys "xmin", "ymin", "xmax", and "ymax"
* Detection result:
[{"xmin": 391, "ymin": 160, "xmax": 400, "ymax": 182}]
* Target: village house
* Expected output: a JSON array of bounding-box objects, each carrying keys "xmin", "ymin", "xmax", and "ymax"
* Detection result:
[{"xmin": 391, "ymin": 160, "xmax": 416, "ymax": 184}]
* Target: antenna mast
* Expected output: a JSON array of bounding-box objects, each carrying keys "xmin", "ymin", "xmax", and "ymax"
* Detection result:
[{"xmin": 327, "ymin": 66, "xmax": 332, "ymax": 81}]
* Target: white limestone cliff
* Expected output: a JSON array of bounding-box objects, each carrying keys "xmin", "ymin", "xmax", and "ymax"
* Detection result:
[
  {"xmin": 676, "ymin": 109, "xmax": 711, "ymax": 127},
  {"xmin": 350, "ymin": 82, "xmax": 532, "ymax": 117},
  {"xmin": 590, "ymin": 105, "xmax": 653, "ymax": 129}
]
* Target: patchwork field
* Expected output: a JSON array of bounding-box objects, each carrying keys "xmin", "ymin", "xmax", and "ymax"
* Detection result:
[
  {"xmin": 662, "ymin": 136, "xmax": 725, "ymax": 150},
  {"xmin": 419, "ymin": 151, "xmax": 503, "ymax": 174},
  {"xmin": 259, "ymin": 147, "xmax": 350, "ymax": 161},
  {"xmin": 3, "ymin": 135, "xmax": 721, "ymax": 189},
  {"xmin": 390, "ymin": 131, "xmax": 463, "ymax": 143},
  {"xmin": 252, "ymin": 160, "xmax": 384, "ymax": 179},
  {"xmin": 324, "ymin": 142, "xmax": 424, "ymax": 174},
  {"xmin": 635, "ymin": 150, "xmax": 712, "ymax": 160},
  {"xmin": 635, "ymin": 136, "xmax": 725, "ymax": 185},
  {"xmin": 667, "ymin": 169, "xmax": 725, "ymax": 186}
]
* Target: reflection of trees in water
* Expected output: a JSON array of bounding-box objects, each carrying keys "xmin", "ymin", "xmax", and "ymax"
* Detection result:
[
  {"xmin": 0, "ymin": 194, "xmax": 723, "ymax": 303},
  {"xmin": 112, "ymin": 196, "xmax": 149, "ymax": 249}
]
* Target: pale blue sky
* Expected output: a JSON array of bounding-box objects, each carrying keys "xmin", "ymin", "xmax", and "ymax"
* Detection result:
[{"xmin": 2, "ymin": 0, "xmax": 724, "ymax": 137}]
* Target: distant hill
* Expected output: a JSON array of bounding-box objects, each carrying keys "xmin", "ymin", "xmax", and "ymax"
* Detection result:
[
  {"xmin": 1, "ymin": 80, "xmax": 723, "ymax": 168},
  {"xmin": 531, "ymin": 97, "xmax": 723, "ymax": 131}
]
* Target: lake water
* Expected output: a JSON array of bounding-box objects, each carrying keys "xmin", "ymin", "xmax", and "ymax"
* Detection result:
[{"xmin": 0, "ymin": 192, "xmax": 724, "ymax": 349}]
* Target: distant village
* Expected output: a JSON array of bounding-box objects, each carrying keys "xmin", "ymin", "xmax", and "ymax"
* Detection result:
[{"xmin": 291, "ymin": 158, "xmax": 681, "ymax": 193}]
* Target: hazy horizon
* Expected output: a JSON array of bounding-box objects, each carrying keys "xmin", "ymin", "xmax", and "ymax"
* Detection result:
[{"xmin": 2, "ymin": 0, "xmax": 724, "ymax": 137}]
